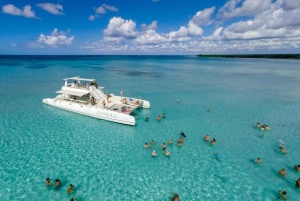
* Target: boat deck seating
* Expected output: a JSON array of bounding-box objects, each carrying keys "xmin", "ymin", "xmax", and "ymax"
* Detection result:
[{"xmin": 107, "ymin": 103, "xmax": 136, "ymax": 114}]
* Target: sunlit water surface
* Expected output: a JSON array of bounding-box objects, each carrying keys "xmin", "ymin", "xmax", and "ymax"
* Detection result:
[{"xmin": 0, "ymin": 56, "xmax": 300, "ymax": 201}]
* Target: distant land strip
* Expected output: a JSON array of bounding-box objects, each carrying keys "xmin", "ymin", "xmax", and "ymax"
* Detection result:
[{"xmin": 196, "ymin": 54, "xmax": 300, "ymax": 59}]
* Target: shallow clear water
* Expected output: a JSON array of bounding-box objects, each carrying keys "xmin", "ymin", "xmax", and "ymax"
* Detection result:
[{"xmin": 0, "ymin": 56, "xmax": 300, "ymax": 201}]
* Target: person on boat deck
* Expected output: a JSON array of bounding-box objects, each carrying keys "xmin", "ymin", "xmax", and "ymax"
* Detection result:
[
  {"xmin": 278, "ymin": 190, "xmax": 287, "ymax": 200},
  {"xmin": 279, "ymin": 146, "xmax": 287, "ymax": 154},
  {"xmin": 168, "ymin": 139, "xmax": 173, "ymax": 145},
  {"xmin": 157, "ymin": 116, "xmax": 161, "ymax": 121},
  {"xmin": 67, "ymin": 184, "xmax": 75, "ymax": 194},
  {"xmin": 256, "ymin": 123, "xmax": 260, "ymax": 128},
  {"xmin": 294, "ymin": 165, "xmax": 300, "ymax": 171},
  {"xmin": 204, "ymin": 134, "xmax": 210, "ymax": 142},
  {"xmin": 211, "ymin": 138, "xmax": 216, "ymax": 145},
  {"xmin": 279, "ymin": 168, "xmax": 287, "ymax": 176},
  {"xmin": 152, "ymin": 150, "xmax": 157, "ymax": 157},
  {"xmin": 135, "ymin": 100, "xmax": 140, "ymax": 105},
  {"xmin": 151, "ymin": 140, "xmax": 155, "ymax": 147},
  {"xmin": 162, "ymin": 113, "xmax": 166, "ymax": 118},
  {"xmin": 162, "ymin": 143, "xmax": 166, "ymax": 150},
  {"xmin": 145, "ymin": 116, "xmax": 149, "ymax": 121},
  {"xmin": 45, "ymin": 178, "xmax": 51, "ymax": 186},
  {"xmin": 295, "ymin": 178, "xmax": 300, "ymax": 187},
  {"xmin": 54, "ymin": 179, "xmax": 61, "ymax": 188},
  {"xmin": 180, "ymin": 131, "xmax": 186, "ymax": 138},
  {"xmin": 102, "ymin": 100, "xmax": 106, "ymax": 108},
  {"xmin": 106, "ymin": 94, "xmax": 110, "ymax": 103},
  {"xmin": 165, "ymin": 150, "xmax": 170, "ymax": 157},
  {"xmin": 144, "ymin": 143, "xmax": 149, "ymax": 148},
  {"xmin": 255, "ymin": 158, "xmax": 262, "ymax": 163}
]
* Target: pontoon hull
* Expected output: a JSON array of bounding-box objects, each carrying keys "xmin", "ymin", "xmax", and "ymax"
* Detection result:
[{"xmin": 43, "ymin": 98, "xmax": 136, "ymax": 126}]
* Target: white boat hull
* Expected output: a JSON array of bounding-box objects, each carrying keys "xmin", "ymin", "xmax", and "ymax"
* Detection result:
[{"xmin": 43, "ymin": 98, "xmax": 136, "ymax": 126}]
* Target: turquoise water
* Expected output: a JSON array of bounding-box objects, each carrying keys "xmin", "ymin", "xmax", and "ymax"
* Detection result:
[{"xmin": 0, "ymin": 56, "xmax": 300, "ymax": 201}]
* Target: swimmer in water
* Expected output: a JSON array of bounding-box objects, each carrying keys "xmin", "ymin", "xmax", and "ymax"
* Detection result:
[
  {"xmin": 211, "ymin": 138, "xmax": 216, "ymax": 146},
  {"xmin": 278, "ymin": 168, "xmax": 287, "ymax": 177},
  {"xmin": 256, "ymin": 123, "xmax": 260, "ymax": 128},
  {"xmin": 171, "ymin": 193, "xmax": 179, "ymax": 201},
  {"xmin": 54, "ymin": 179, "xmax": 61, "ymax": 188},
  {"xmin": 207, "ymin": 108, "xmax": 211, "ymax": 112},
  {"xmin": 152, "ymin": 150, "xmax": 157, "ymax": 157},
  {"xmin": 162, "ymin": 113, "xmax": 166, "ymax": 118},
  {"xmin": 180, "ymin": 131, "xmax": 186, "ymax": 138},
  {"xmin": 165, "ymin": 150, "xmax": 170, "ymax": 157},
  {"xmin": 178, "ymin": 137, "xmax": 183, "ymax": 144},
  {"xmin": 145, "ymin": 116, "xmax": 149, "ymax": 121},
  {"xmin": 45, "ymin": 178, "xmax": 51, "ymax": 186},
  {"xmin": 278, "ymin": 190, "xmax": 287, "ymax": 200},
  {"xmin": 204, "ymin": 134, "xmax": 210, "ymax": 142},
  {"xmin": 67, "ymin": 184, "xmax": 75, "ymax": 194},
  {"xmin": 216, "ymin": 152, "xmax": 221, "ymax": 159},
  {"xmin": 279, "ymin": 146, "xmax": 287, "ymax": 154},
  {"xmin": 162, "ymin": 143, "xmax": 166, "ymax": 150},
  {"xmin": 294, "ymin": 165, "xmax": 300, "ymax": 171},
  {"xmin": 157, "ymin": 116, "xmax": 161, "ymax": 121},
  {"xmin": 255, "ymin": 158, "xmax": 262, "ymax": 163},
  {"xmin": 70, "ymin": 197, "xmax": 77, "ymax": 201},
  {"xmin": 144, "ymin": 143, "xmax": 150, "ymax": 148},
  {"xmin": 295, "ymin": 178, "xmax": 300, "ymax": 187},
  {"xmin": 151, "ymin": 140, "xmax": 155, "ymax": 147},
  {"xmin": 168, "ymin": 139, "xmax": 173, "ymax": 145}
]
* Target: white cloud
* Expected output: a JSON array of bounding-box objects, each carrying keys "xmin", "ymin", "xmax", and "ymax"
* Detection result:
[
  {"xmin": 37, "ymin": 28, "xmax": 74, "ymax": 47},
  {"xmin": 218, "ymin": 0, "xmax": 272, "ymax": 19},
  {"xmin": 132, "ymin": 37, "xmax": 300, "ymax": 53},
  {"xmin": 102, "ymin": 4, "xmax": 118, "ymax": 12},
  {"xmin": 202, "ymin": 27, "xmax": 224, "ymax": 40},
  {"xmin": 2, "ymin": 4, "xmax": 39, "ymax": 19},
  {"xmin": 81, "ymin": 40, "xmax": 127, "ymax": 52},
  {"xmin": 190, "ymin": 7, "xmax": 215, "ymax": 26},
  {"xmin": 282, "ymin": 0, "xmax": 300, "ymax": 10},
  {"xmin": 88, "ymin": 15, "xmax": 95, "ymax": 21},
  {"xmin": 36, "ymin": 3, "xmax": 64, "ymax": 15},
  {"xmin": 222, "ymin": 0, "xmax": 300, "ymax": 40},
  {"xmin": 141, "ymin": 21, "xmax": 157, "ymax": 31},
  {"xmin": 95, "ymin": 6, "xmax": 106, "ymax": 14},
  {"xmin": 103, "ymin": 17, "xmax": 138, "ymax": 39},
  {"xmin": 187, "ymin": 23, "xmax": 203, "ymax": 36},
  {"xmin": 89, "ymin": 4, "xmax": 118, "ymax": 21},
  {"xmin": 27, "ymin": 42, "xmax": 44, "ymax": 49}
]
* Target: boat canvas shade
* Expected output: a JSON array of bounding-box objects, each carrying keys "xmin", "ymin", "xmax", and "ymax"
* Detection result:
[{"xmin": 56, "ymin": 90, "xmax": 89, "ymax": 97}]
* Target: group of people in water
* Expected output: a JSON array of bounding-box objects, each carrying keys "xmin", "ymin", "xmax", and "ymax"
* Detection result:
[
  {"xmin": 204, "ymin": 134, "xmax": 216, "ymax": 146},
  {"xmin": 45, "ymin": 178, "xmax": 76, "ymax": 200},
  {"xmin": 254, "ymin": 123, "xmax": 300, "ymax": 200}
]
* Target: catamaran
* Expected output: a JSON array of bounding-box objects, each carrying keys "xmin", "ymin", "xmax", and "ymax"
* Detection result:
[{"xmin": 43, "ymin": 76, "xmax": 150, "ymax": 126}]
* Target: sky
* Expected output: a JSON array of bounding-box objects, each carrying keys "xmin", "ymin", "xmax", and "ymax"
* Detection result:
[{"xmin": 1, "ymin": 0, "xmax": 300, "ymax": 55}]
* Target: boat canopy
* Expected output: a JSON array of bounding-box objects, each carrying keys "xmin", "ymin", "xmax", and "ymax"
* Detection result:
[
  {"xmin": 63, "ymin": 76, "xmax": 95, "ymax": 82},
  {"xmin": 56, "ymin": 90, "xmax": 89, "ymax": 97}
]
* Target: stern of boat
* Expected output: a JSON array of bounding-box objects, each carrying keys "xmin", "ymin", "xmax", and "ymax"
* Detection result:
[{"xmin": 141, "ymin": 100, "xmax": 150, "ymax": 108}]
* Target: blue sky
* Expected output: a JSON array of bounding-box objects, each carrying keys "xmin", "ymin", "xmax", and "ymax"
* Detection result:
[{"xmin": 1, "ymin": 0, "xmax": 300, "ymax": 55}]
